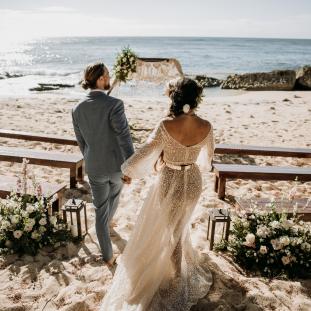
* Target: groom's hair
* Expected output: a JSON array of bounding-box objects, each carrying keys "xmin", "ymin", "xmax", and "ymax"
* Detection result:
[{"xmin": 82, "ymin": 62, "xmax": 106, "ymax": 90}]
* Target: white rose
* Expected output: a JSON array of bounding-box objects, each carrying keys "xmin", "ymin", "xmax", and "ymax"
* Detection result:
[
  {"xmin": 269, "ymin": 220, "xmax": 281, "ymax": 229},
  {"xmin": 243, "ymin": 233, "xmax": 256, "ymax": 247},
  {"xmin": 21, "ymin": 210, "xmax": 28, "ymax": 218},
  {"xmin": 26, "ymin": 218, "xmax": 36, "ymax": 227},
  {"xmin": 301, "ymin": 242, "xmax": 311, "ymax": 252},
  {"xmin": 241, "ymin": 218, "xmax": 250, "ymax": 228},
  {"xmin": 39, "ymin": 226, "xmax": 46, "ymax": 233},
  {"xmin": 26, "ymin": 204, "xmax": 35, "ymax": 213},
  {"xmin": 256, "ymin": 225, "xmax": 270, "ymax": 238},
  {"xmin": 24, "ymin": 223, "xmax": 33, "ymax": 232},
  {"xmin": 280, "ymin": 236, "xmax": 290, "ymax": 247},
  {"xmin": 39, "ymin": 218, "xmax": 47, "ymax": 226},
  {"xmin": 271, "ymin": 239, "xmax": 282, "ymax": 250},
  {"xmin": 259, "ymin": 245, "xmax": 268, "ymax": 254},
  {"xmin": 281, "ymin": 219, "xmax": 294, "ymax": 230},
  {"xmin": 13, "ymin": 230, "xmax": 23, "ymax": 239},
  {"xmin": 281, "ymin": 255, "xmax": 291, "ymax": 265},
  {"xmin": 49, "ymin": 216, "xmax": 57, "ymax": 226},
  {"xmin": 1, "ymin": 220, "xmax": 11, "ymax": 230},
  {"xmin": 31, "ymin": 231, "xmax": 40, "ymax": 240},
  {"xmin": 10, "ymin": 215, "xmax": 20, "ymax": 224}
]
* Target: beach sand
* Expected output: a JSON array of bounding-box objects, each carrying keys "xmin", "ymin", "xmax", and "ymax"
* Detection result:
[{"xmin": 0, "ymin": 90, "xmax": 310, "ymax": 311}]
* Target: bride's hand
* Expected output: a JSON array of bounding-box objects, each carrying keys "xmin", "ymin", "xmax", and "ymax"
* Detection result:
[{"xmin": 121, "ymin": 175, "xmax": 132, "ymax": 184}]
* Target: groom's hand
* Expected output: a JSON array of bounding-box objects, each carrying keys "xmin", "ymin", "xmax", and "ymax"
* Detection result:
[{"xmin": 121, "ymin": 175, "xmax": 132, "ymax": 184}]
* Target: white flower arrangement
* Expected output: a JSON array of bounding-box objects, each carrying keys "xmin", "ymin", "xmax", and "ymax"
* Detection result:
[
  {"xmin": 0, "ymin": 158, "xmax": 72, "ymax": 255},
  {"xmin": 108, "ymin": 47, "xmax": 138, "ymax": 95},
  {"xmin": 217, "ymin": 197, "xmax": 311, "ymax": 278}
]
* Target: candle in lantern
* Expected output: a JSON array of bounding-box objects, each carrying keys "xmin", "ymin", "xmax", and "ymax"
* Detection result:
[{"xmin": 70, "ymin": 225, "xmax": 78, "ymax": 237}]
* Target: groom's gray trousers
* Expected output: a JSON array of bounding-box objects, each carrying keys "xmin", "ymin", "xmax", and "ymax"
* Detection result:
[
  {"xmin": 72, "ymin": 90, "xmax": 134, "ymax": 261},
  {"xmin": 88, "ymin": 173, "xmax": 123, "ymax": 261}
]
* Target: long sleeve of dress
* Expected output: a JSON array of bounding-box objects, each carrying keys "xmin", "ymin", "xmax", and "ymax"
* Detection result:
[
  {"xmin": 121, "ymin": 123, "xmax": 164, "ymax": 179},
  {"xmin": 196, "ymin": 125, "xmax": 215, "ymax": 172}
]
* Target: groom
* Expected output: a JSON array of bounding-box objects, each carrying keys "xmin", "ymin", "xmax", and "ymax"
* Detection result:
[{"xmin": 72, "ymin": 62, "xmax": 134, "ymax": 265}]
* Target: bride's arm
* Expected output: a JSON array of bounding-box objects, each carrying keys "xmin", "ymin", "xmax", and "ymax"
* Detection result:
[
  {"xmin": 197, "ymin": 125, "xmax": 214, "ymax": 172},
  {"xmin": 121, "ymin": 123, "xmax": 164, "ymax": 179}
]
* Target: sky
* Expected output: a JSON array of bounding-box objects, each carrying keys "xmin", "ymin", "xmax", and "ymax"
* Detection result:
[{"xmin": 1, "ymin": 0, "xmax": 311, "ymax": 39}]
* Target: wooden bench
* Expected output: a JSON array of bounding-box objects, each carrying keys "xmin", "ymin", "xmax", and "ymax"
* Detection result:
[
  {"xmin": 214, "ymin": 144, "xmax": 311, "ymax": 158},
  {"xmin": 213, "ymin": 163, "xmax": 311, "ymax": 199},
  {"xmin": 235, "ymin": 198, "xmax": 311, "ymax": 221},
  {"xmin": 0, "ymin": 129, "xmax": 78, "ymax": 146},
  {"xmin": 0, "ymin": 146, "xmax": 84, "ymax": 188},
  {"xmin": 0, "ymin": 175, "xmax": 66, "ymax": 213}
]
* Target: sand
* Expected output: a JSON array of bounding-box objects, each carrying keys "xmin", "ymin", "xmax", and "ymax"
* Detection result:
[{"xmin": 0, "ymin": 90, "xmax": 310, "ymax": 311}]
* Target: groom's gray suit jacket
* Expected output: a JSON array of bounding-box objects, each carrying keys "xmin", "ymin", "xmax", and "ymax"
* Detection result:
[{"xmin": 72, "ymin": 90, "xmax": 134, "ymax": 176}]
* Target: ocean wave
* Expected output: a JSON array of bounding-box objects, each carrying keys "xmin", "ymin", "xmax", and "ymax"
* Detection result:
[{"xmin": 0, "ymin": 69, "xmax": 81, "ymax": 78}]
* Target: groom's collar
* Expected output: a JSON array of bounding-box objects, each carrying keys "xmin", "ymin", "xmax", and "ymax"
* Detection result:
[{"xmin": 87, "ymin": 89, "xmax": 108, "ymax": 98}]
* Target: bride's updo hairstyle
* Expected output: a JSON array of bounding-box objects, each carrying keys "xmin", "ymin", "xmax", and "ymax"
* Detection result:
[
  {"xmin": 81, "ymin": 62, "xmax": 106, "ymax": 90},
  {"xmin": 167, "ymin": 77, "xmax": 203, "ymax": 117}
]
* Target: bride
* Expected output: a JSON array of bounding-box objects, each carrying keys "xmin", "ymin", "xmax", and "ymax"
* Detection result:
[{"xmin": 100, "ymin": 77, "xmax": 214, "ymax": 311}]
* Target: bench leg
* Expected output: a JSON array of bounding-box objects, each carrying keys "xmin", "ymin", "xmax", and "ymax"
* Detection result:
[
  {"xmin": 54, "ymin": 190, "xmax": 64, "ymax": 214},
  {"xmin": 77, "ymin": 162, "xmax": 84, "ymax": 182},
  {"xmin": 218, "ymin": 177, "xmax": 226, "ymax": 200},
  {"xmin": 214, "ymin": 175, "xmax": 219, "ymax": 193},
  {"xmin": 52, "ymin": 199, "xmax": 59, "ymax": 214},
  {"xmin": 70, "ymin": 167, "xmax": 77, "ymax": 188},
  {"xmin": 63, "ymin": 210, "xmax": 67, "ymax": 223}
]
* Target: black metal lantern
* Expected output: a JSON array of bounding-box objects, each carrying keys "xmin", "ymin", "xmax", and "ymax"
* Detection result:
[
  {"xmin": 62, "ymin": 198, "xmax": 88, "ymax": 238},
  {"xmin": 207, "ymin": 208, "xmax": 231, "ymax": 250}
]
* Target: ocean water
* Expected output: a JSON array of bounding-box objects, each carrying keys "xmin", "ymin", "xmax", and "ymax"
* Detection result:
[{"xmin": 0, "ymin": 36, "xmax": 311, "ymax": 97}]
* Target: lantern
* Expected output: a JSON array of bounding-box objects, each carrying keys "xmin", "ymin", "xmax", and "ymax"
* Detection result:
[{"xmin": 62, "ymin": 198, "xmax": 88, "ymax": 238}]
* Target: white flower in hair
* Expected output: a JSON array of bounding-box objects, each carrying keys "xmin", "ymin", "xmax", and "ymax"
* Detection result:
[{"xmin": 183, "ymin": 104, "xmax": 190, "ymax": 114}]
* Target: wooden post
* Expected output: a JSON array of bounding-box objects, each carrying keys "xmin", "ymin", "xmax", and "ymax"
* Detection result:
[
  {"xmin": 218, "ymin": 176, "xmax": 226, "ymax": 200},
  {"xmin": 77, "ymin": 163, "xmax": 84, "ymax": 181},
  {"xmin": 214, "ymin": 175, "xmax": 219, "ymax": 192},
  {"xmin": 70, "ymin": 167, "xmax": 77, "ymax": 188}
]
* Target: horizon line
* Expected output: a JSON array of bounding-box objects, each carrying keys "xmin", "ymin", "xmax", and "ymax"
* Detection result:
[{"xmin": 26, "ymin": 35, "xmax": 311, "ymax": 40}]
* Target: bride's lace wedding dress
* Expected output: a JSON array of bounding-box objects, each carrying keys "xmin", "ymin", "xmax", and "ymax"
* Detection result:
[{"xmin": 100, "ymin": 120, "xmax": 214, "ymax": 311}]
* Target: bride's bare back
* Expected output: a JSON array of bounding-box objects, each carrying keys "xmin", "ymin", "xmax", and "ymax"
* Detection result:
[{"xmin": 163, "ymin": 114, "xmax": 212, "ymax": 147}]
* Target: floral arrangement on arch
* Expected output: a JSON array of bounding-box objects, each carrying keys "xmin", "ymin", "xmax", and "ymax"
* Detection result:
[
  {"xmin": 108, "ymin": 47, "xmax": 138, "ymax": 95},
  {"xmin": 0, "ymin": 158, "xmax": 72, "ymax": 256},
  {"xmin": 221, "ymin": 197, "xmax": 311, "ymax": 279}
]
